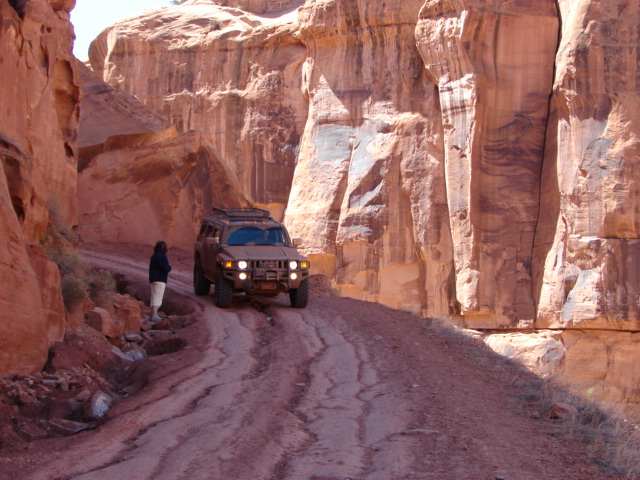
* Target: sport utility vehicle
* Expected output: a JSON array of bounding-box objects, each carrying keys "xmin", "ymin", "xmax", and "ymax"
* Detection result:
[{"xmin": 194, "ymin": 207, "xmax": 311, "ymax": 308}]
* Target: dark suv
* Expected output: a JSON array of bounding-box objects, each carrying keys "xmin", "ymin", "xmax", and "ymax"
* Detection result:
[{"xmin": 193, "ymin": 207, "xmax": 311, "ymax": 308}]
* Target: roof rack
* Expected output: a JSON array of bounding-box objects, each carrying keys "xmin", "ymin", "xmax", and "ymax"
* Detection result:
[{"xmin": 211, "ymin": 206, "xmax": 272, "ymax": 219}]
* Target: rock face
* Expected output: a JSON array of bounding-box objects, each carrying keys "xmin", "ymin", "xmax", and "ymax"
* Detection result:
[
  {"xmin": 77, "ymin": 130, "xmax": 243, "ymax": 248},
  {"xmin": 534, "ymin": 0, "xmax": 640, "ymax": 332},
  {"xmin": 416, "ymin": 1, "xmax": 559, "ymax": 328},
  {"xmin": 78, "ymin": 62, "xmax": 172, "ymax": 171},
  {"xmin": 76, "ymin": 65, "xmax": 244, "ymax": 249},
  {"xmin": 287, "ymin": 0, "xmax": 454, "ymax": 315},
  {"xmin": 89, "ymin": 0, "xmax": 307, "ymax": 219},
  {"xmin": 0, "ymin": 0, "xmax": 79, "ymax": 376}
]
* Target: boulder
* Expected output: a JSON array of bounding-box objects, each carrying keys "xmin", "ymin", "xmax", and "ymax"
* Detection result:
[
  {"xmin": 112, "ymin": 294, "xmax": 142, "ymax": 334},
  {"xmin": 77, "ymin": 130, "xmax": 243, "ymax": 250},
  {"xmin": 87, "ymin": 307, "xmax": 124, "ymax": 340}
]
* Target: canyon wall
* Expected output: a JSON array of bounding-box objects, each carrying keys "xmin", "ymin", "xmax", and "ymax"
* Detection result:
[
  {"xmin": 286, "ymin": 0, "xmax": 454, "ymax": 315},
  {"xmin": 533, "ymin": 0, "xmax": 640, "ymax": 411},
  {"xmin": 0, "ymin": 0, "xmax": 79, "ymax": 375},
  {"xmin": 415, "ymin": 0, "xmax": 559, "ymax": 329},
  {"xmin": 77, "ymin": 0, "xmax": 640, "ymax": 412}
]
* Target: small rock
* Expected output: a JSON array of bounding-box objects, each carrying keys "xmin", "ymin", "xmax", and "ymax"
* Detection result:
[
  {"xmin": 41, "ymin": 378, "xmax": 57, "ymax": 387},
  {"xmin": 74, "ymin": 389, "xmax": 92, "ymax": 403},
  {"xmin": 16, "ymin": 422, "xmax": 48, "ymax": 441},
  {"xmin": 48, "ymin": 418, "xmax": 91, "ymax": 436},
  {"xmin": 84, "ymin": 391, "xmax": 113, "ymax": 420},
  {"xmin": 122, "ymin": 343, "xmax": 148, "ymax": 361},
  {"xmin": 110, "ymin": 346, "xmax": 134, "ymax": 363}
]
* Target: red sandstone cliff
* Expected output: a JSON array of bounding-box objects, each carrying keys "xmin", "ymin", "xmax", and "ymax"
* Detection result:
[{"xmin": 0, "ymin": 0, "xmax": 78, "ymax": 376}]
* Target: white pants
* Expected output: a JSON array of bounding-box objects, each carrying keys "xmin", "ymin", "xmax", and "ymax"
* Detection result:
[{"xmin": 150, "ymin": 282, "xmax": 166, "ymax": 308}]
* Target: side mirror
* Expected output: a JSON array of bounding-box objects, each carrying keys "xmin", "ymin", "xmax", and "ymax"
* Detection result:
[
  {"xmin": 292, "ymin": 238, "xmax": 303, "ymax": 247},
  {"xmin": 205, "ymin": 236, "xmax": 220, "ymax": 246}
]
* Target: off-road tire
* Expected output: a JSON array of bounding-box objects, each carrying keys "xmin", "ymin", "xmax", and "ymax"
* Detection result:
[
  {"xmin": 215, "ymin": 267, "xmax": 233, "ymax": 308},
  {"xmin": 193, "ymin": 258, "xmax": 211, "ymax": 295},
  {"xmin": 289, "ymin": 278, "xmax": 309, "ymax": 308}
]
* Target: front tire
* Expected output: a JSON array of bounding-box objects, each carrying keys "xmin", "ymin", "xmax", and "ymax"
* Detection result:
[
  {"xmin": 214, "ymin": 267, "xmax": 233, "ymax": 308},
  {"xmin": 289, "ymin": 278, "xmax": 309, "ymax": 308},
  {"xmin": 193, "ymin": 259, "xmax": 211, "ymax": 295}
]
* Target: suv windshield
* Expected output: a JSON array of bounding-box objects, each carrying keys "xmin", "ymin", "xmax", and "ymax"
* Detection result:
[{"xmin": 226, "ymin": 226, "xmax": 287, "ymax": 246}]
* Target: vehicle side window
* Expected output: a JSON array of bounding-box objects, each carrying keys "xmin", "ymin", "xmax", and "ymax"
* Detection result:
[
  {"xmin": 199, "ymin": 224, "xmax": 208, "ymax": 236},
  {"xmin": 202, "ymin": 225, "xmax": 213, "ymax": 238}
]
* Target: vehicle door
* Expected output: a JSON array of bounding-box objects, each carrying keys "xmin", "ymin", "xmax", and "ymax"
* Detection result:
[{"xmin": 203, "ymin": 226, "xmax": 221, "ymax": 278}]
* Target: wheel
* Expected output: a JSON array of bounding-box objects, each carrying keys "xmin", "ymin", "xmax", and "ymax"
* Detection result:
[
  {"xmin": 289, "ymin": 278, "xmax": 309, "ymax": 308},
  {"xmin": 193, "ymin": 259, "xmax": 211, "ymax": 295},
  {"xmin": 214, "ymin": 267, "xmax": 233, "ymax": 308}
]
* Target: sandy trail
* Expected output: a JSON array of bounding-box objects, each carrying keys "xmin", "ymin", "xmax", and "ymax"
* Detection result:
[{"xmin": 4, "ymin": 244, "xmax": 622, "ymax": 480}]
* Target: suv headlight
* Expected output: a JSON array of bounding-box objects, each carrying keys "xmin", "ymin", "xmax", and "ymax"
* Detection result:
[
  {"xmin": 238, "ymin": 260, "xmax": 248, "ymax": 270},
  {"xmin": 289, "ymin": 260, "xmax": 298, "ymax": 270}
]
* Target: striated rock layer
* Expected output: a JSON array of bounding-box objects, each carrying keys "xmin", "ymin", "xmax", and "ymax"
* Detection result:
[
  {"xmin": 85, "ymin": 0, "xmax": 640, "ymax": 413},
  {"xmin": 0, "ymin": 0, "xmax": 79, "ymax": 375},
  {"xmin": 416, "ymin": 0, "xmax": 559, "ymax": 329},
  {"xmin": 287, "ymin": 0, "xmax": 454, "ymax": 315}
]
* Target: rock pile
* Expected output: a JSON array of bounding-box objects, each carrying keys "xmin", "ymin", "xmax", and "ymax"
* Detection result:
[{"xmin": 0, "ymin": 309, "xmax": 192, "ymax": 447}]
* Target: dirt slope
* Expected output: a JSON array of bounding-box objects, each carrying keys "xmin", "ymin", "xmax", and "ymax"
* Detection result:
[{"xmin": 0, "ymin": 243, "xmax": 622, "ymax": 480}]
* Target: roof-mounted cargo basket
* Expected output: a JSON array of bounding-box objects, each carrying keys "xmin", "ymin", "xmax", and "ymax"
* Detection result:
[{"xmin": 211, "ymin": 206, "xmax": 272, "ymax": 220}]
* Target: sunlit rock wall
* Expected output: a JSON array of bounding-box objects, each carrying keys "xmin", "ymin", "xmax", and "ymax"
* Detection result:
[
  {"xmin": 415, "ymin": 0, "xmax": 560, "ymax": 328},
  {"xmin": 0, "ymin": 0, "xmax": 78, "ymax": 375},
  {"xmin": 530, "ymin": 0, "xmax": 640, "ymax": 415},
  {"xmin": 286, "ymin": 0, "xmax": 454, "ymax": 315},
  {"xmin": 534, "ymin": 0, "xmax": 640, "ymax": 331},
  {"xmin": 89, "ymin": 0, "xmax": 307, "ymax": 218}
]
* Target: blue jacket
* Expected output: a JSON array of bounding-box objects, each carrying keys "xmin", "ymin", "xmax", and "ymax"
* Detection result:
[{"xmin": 149, "ymin": 252, "xmax": 172, "ymax": 283}]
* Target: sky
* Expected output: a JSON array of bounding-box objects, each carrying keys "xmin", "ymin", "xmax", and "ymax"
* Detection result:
[{"xmin": 71, "ymin": 0, "xmax": 172, "ymax": 61}]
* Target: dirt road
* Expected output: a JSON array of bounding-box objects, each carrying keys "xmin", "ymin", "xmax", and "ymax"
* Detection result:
[{"xmin": 2, "ymin": 244, "xmax": 622, "ymax": 480}]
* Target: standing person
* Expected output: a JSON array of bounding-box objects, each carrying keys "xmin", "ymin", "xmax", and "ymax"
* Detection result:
[{"xmin": 149, "ymin": 241, "xmax": 172, "ymax": 321}]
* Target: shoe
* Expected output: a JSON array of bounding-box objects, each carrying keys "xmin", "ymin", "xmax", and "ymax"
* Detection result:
[{"xmin": 150, "ymin": 315, "xmax": 162, "ymax": 322}]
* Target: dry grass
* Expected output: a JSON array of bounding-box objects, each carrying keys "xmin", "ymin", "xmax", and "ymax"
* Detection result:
[
  {"xmin": 537, "ymin": 379, "xmax": 640, "ymax": 479},
  {"xmin": 42, "ymin": 205, "xmax": 116, "ymax": 310},
  {"xmin": 427, "ymin": 318, "xmax": 640, "ymax": 478}
]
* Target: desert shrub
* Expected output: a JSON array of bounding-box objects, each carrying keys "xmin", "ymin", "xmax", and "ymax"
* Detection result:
[
  {"xmin": 60, "ymin": 276, "xmax": 87, "ymax": 310},
  {"xmin": 55, "ymin": 253, "xmax": 85, "ymax": 277},
  {"xmin": 85, "ymin": 267, "xmax": 117, "ymax": 308},
  {"xmin": 41, "ymin": 204, "xmax": 116, "ymax": 310},
  {"xmin": 56, "ymin": 260, "xmax": 116, "ymax": 310}
]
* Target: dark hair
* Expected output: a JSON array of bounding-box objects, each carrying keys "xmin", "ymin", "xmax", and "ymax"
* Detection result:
[{"xmin": 154, "ymin": 241, "xmax": 168, "ymax": 253}]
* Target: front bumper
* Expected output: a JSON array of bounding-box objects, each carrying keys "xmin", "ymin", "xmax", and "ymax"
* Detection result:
[{"xmin": 221, "ymin": 264, "xmax": 310, "ymax": 292}]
